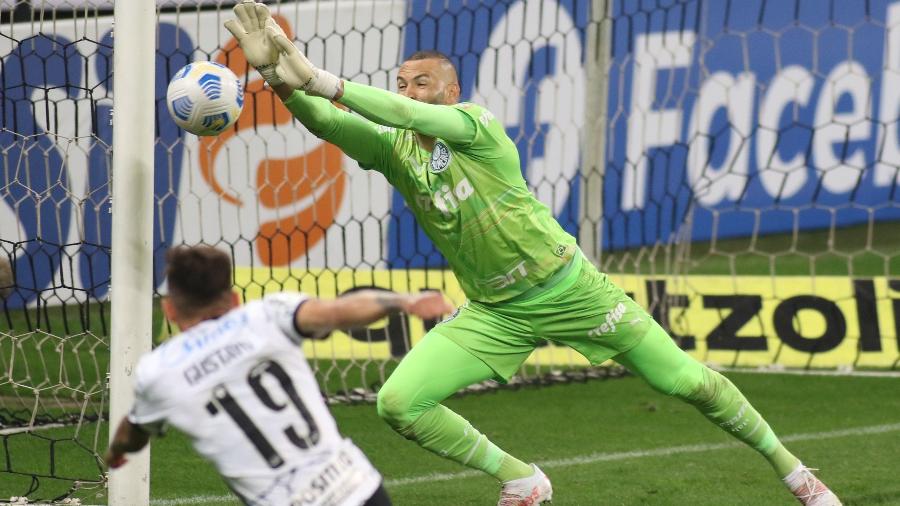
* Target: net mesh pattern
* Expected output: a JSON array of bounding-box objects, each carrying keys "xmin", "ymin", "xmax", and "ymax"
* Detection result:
[{"xmin": 1, "ymin": 0, "xmax": 898, "ymax": 501}]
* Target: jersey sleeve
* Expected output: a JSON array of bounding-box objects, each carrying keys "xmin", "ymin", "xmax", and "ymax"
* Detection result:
[
  {"xmin": 282, "ymin": 90, "xmax": 396, "ymax": 173},
  {"xmin": 450, "ymin": 102, "xmax": 514, "ymax": 160},
  {"xmin": 338, "ymin": 81, "xmax": 477, "ymax": 147},
  {"xmin": 127, "ymin": 355, "xmax": 170, "ymax": 436},
  {"xmin": 261, "ymin": 292, "xmax": 313, "ymax": 344}
]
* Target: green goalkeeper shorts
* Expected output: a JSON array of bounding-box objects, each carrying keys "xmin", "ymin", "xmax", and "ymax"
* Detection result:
[{"xmin": 428, "ymin": 251, "xmax": 653, "ymax": 381}]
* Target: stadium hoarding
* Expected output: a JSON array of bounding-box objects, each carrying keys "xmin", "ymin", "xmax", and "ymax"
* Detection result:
[
  {"xmin": 608, "ymin": 274, "xmax": 900, "ymax": 369},
  {"xmin": 9, "ymin": 0, "xmax": 900, "ymax": 289},
  {"xmin": 233, "ymin": 268, "xmax": 899, "ymax": 368},
  {"xmin": 0, "ymin": 0, "xmax": 588, "ymax": 303},
  {"xmin": 0, "ymin": 0, "xmax": 404, "ymax": 305},
  {"xmin": 605, "ymin": 0, "xmax": 900, "ymax": 250},
  {"xmin": 162, "ymin": 1, "xmax": 404, "ymax": 272},
  {"xmin": 0, "ymin": 0, "xmax": 896, "ymax": 369}
]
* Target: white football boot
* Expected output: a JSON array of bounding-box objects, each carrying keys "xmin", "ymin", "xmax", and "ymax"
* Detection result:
[
  {"xmin": 497, "ymin": 464, "xmax": 553, "ymax": 506},
  {"xmin": 784, "ymin": 464, "xmax": 842, "ymax": 506}
]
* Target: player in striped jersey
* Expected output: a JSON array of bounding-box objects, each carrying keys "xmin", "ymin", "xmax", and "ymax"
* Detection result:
[{"xmin": 105, "ymin": 245, "xmax": 453, "ymax": 506}]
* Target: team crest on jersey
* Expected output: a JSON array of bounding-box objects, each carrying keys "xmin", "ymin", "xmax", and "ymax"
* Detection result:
[{"xmin": 430, "ymin": 142, "xmax": 452, "ymax": 173}]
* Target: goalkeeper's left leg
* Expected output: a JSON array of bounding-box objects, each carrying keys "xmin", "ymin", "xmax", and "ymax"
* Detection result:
[
  {"xmin": 616, "ymin": 322, "xmax": 799, "ymax": 475},
  {"xmin": 616, "ymin": 322, "xmax": 841, "ymax": 504}
]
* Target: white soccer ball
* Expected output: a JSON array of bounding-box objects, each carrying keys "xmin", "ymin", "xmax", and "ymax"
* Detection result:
[{"xmin": 166, "ymin": 61, "xmax": 244, "ymax": 136}]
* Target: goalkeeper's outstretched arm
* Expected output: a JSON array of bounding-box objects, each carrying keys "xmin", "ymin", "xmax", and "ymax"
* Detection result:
[
  {"xmin": 337, "ymin": 82, "xmax": 476, "ymax": 147},
  {"xmin": 271, "ymin": 83, "xmax": 391, "ymax": 169},
  {"xmin": 266, "ymin": 28, "xmax": 477, "ymax": 147},
  {"xmin": 224, "ymin": 0, "xmax": 390, "ymax": 168}
]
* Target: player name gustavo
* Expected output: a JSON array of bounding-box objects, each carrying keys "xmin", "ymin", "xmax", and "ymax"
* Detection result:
[{"xmin": 182, "ymin": 341, "xmax": 254, "ymax": 386}]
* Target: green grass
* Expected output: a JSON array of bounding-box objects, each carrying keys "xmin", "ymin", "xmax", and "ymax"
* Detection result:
[
  {"xmin": 333, "ymin": 372, "xmax": 900, "ymax": 506},
  {"xmin": 601, "ymin": 221, "xmax": 900, "ymax": 276},
  {"xmin": 3, "ymin": 372, "xmax": 898, "ymax": 504},
  {"xmin": 2, "ymin": 224, "xmax": 899, "ymax": 502}
]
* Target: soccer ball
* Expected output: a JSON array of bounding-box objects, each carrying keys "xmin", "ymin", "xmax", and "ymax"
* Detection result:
[{"xmin": 166, "ymin": 61, "xmax": 244, "ymax": 136}]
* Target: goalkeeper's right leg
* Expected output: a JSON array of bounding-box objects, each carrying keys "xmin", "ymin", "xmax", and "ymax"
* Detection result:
[{"xmin": 376, "ymin": 332, "xmax": 536, "ymax": 485}]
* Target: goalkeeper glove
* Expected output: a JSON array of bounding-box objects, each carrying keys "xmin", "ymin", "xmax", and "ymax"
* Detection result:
[
  {"xmin": 223, "ymin": 0, "xmax": 283, "ymax": 85},
  {"xmin": 267, "ymin": 26, "xmax": 343, "ymax": 100}
]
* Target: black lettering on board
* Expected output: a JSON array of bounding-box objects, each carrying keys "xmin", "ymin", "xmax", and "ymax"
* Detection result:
[
  {"xmin": 773, "ymin": 296, "xmax": 845, "ymax": 352},
  {"xmin": 703, "ymin": 295, "xmax": 767, "ymax": 350}
]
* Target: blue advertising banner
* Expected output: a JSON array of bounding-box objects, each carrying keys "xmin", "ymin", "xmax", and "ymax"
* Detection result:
[
  {"xmin": 0, "ymin": 24, "xmax": 188, "ymax": 306},
  {"xmin": 604, "ymin": 0, "xmax": 900, "ymax": 250},
  {"xmin": 5, "ymin": 0, "xmax": 900, "ymax": 310},
  {"xmin": 1, "ymin": 2, "xmax": 407, "ymax": 308}
]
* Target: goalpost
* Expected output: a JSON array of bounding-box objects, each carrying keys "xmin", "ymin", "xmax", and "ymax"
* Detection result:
[
  {"xmin": 0, "ymin": 0, "xmax": 898, "ymax": 502},
  {"xmin": 107, "ymin": 0, "xmax": 155, "ymax": 503}
]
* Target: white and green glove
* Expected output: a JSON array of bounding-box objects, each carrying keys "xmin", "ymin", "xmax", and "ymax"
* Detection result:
[
  {"xmin": 223, "ymin": 0, "xmax": 283, "ymax": 85},
  {"xmin": 266, "ymin": 25, "xmax": 343, "ymax": 100}
]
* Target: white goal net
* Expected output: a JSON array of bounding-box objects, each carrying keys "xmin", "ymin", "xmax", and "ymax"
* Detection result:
[
  {"xmin": 1, "ymin": 0, "xmax": 898, "ymax": 501},
  {"xmin": 598, "ymin": 0, "xmax": 900, "ymax": 371}
]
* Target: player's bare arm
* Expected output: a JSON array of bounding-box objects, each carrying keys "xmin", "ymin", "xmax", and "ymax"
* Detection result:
[
  {"xmin": 105, "ymin": 417, "xmax": 150, "ymax": 470},
  {"xmin": 295, "ymin": 290, "xmax": 453, "ymax": 338}
]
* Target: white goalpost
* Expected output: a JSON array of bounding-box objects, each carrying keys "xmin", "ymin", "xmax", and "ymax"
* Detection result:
[
  {"xmin": 108, "ymin": 0, "xmax": 155, "ymax": 503},
  {"xmin": 579, "ymin": 0, "xmax": 612, "ymax": 266}
]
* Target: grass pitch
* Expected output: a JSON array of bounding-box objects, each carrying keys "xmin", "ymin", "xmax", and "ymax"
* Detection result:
[
  {"xmin": 2, "ymin": 222, "xmax": 900, "ymax": 503},
  {"xmin": 9, "ymin": 370, "xmax": 892, "ymax": 505}
]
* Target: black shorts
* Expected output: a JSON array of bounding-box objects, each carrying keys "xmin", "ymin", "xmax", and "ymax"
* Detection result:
[{"xmin": 363, "ymin": 483, "xmax": 391, "ymax": 506}]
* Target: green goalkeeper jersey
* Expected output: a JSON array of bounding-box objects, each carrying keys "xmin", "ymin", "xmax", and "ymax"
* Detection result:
[{"xmin": 283, "ymin": 82, "xmax": 576, "ymax": 302}]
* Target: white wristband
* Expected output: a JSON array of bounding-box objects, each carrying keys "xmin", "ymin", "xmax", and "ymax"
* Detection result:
[{"xmin": 302, "ymin": 69, "xmax": 342, "ymax": 100}]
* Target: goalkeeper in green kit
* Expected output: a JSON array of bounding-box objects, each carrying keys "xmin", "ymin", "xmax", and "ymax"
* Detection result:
[{"xmin": 226, "ymin": 3, "xmax": 841, "ymax": 505}]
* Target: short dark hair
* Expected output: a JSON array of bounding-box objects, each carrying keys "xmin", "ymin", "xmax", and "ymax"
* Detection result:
[
  {"xmin": 405, "ymin": 50, "xmax": 459, "ymax": 80},
  {"xmin": 165, "ymin": 245, "xmax": 232, "ymax": 313}
]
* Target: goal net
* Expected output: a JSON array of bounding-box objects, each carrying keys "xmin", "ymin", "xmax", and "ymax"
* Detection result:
[
  {"xmin": 0, "ymin": 0, "xmax": 898, "ymax": 501},
  {"xmin": 599, "ymin": 0, "xmax": 899, "ymax": 372}
]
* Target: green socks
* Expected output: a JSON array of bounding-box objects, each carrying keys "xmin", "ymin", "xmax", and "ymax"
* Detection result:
[
  {"xmin": 617, "ymin": 324, "xmax": 802, "ymax": 480},
  {"xmin": 395, "ymin": 403, "xmax": 532, "ymax": 481},
  {"xmin": 683, "ymin": 368, "xmax": 800, "ymax": 477},
  {"xmin": 766, "ymin": 443, "xmax": 803, "ymax": 478},
  {"xmin": 496, "ymin": 454, "xmax": 537, "ymax": 482}
]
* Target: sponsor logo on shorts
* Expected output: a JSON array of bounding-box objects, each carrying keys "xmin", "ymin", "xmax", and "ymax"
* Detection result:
[{"xmin": 588, "ymin": 302, "xmax": 627, "ymax": 337}]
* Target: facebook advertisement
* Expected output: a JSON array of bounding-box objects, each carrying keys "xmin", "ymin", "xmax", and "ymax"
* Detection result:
[{"xmin": 605, "ymin": 0, "xmax": 900, "ymax": 249}]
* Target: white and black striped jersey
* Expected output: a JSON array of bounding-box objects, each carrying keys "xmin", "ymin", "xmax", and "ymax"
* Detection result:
[{"xmin": 128, "ymin": 293, "xmax": 381, "ymax": 506}]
